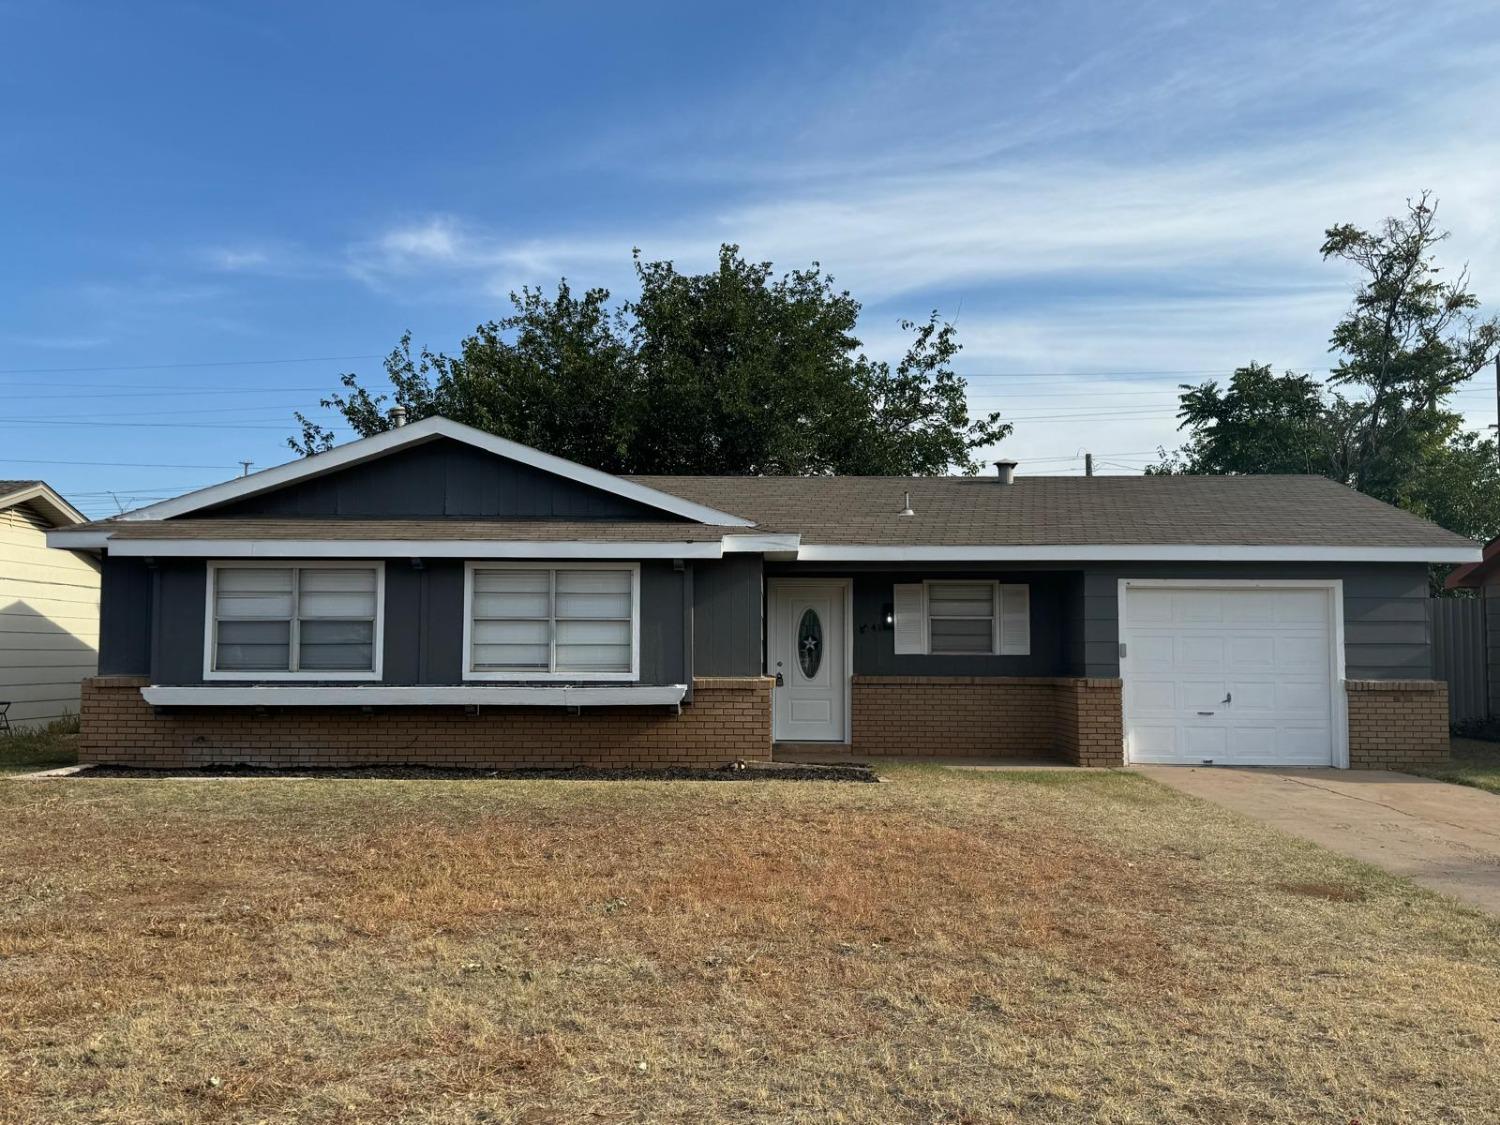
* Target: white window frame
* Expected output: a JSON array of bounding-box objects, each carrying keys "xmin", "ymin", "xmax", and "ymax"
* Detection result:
[
  {"xmin": 462, "ymin": 561, "xmax": 641, "ymax": 683},
  {"xmin": 921, "ymin": 579, "xmax": 1028, "ymax": 656},
  {"xmin": 203, "ymin": 560, "xmax": 386, "ymax": 682}
]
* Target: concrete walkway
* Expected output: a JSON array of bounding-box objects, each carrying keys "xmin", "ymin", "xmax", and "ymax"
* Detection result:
[{"xmin": 1138, "ymin": 766, "xmax": 1500, "ymax": 916}]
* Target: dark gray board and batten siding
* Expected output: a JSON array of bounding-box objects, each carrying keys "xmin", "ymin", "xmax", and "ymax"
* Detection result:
[
  {"xmin": 692, "ymin": 554, "xmax": 764, "ymax": 677},
  {"xmin": 201, "ymin": 438, "xmax": 683, "ymax": 521}
]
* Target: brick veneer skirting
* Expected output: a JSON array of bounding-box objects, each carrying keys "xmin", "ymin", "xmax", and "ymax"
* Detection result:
[
  {"xmin": 849, "ymin": 676, "xmax": 1124, "ymax": 766},
  {"xmin": 79, "ymin": 676, "xmax": 773, "ymax": 769},
  {"xmin": 1345, "ymin": 680, "xmax": 1450, "ymax": 770}
]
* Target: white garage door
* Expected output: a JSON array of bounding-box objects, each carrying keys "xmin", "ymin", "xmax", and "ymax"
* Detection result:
[{"xmin": 1122, "ymin": 584, "xmax": 1339, "ymax": 767}]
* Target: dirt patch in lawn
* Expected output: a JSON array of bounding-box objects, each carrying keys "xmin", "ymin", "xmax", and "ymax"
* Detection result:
[
  {"xmin": 1277, "ymin": 879, "xmax": 1369, "ymax": 903},
  {"xmin": 1, "ymin": 767, "xmax": 1497, "ymax": 1123}
]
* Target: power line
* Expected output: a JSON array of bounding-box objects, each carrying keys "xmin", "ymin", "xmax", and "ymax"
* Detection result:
[
  {"xmin": 5, "ymin": 404, "xmax": 321, "ymax": 422},
  {"xmin": 0, "ymin": 384, "xmax": 332, "ymax": 399},
  {"xmin": 0, "ymin": 354, "xmax": 381, "ymax": 376},
  {"xmin": 0, "ymin": 457, "xmax": 242, "ymax": 469},
  {"xmin": 0, "ymin": 418, "xmax": 305, "ymax": 430}
]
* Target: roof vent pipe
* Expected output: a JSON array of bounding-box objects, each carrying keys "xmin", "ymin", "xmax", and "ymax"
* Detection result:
[
  {"xmin": 899, "ymin": 490, "xmax": 914, "ymax": 517},
  {"xmin": 391, "ymin": 405, "xmax": 408, "ymax": 428},
  {"xmin": 993, "ymin": 459, "xmax": 1017, "ymax": 485}
]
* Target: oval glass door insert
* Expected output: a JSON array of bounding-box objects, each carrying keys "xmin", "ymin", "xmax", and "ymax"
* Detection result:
[{"xmin": 797, "ymin": 608, "xmax": 823, "ymax": 678}]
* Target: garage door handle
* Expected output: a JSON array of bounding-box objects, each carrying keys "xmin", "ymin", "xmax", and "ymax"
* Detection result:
[
  {"xmin": 1222, "ymin": 692, "xmax": 1232, "ymax": 705},
  {"xmin": 1197, "ymin": 711, "xmax": 1215, "ymax": 716}
]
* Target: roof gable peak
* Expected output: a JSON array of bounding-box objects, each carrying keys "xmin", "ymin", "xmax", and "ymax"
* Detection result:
[{"xmin": 118, "ymin": 416, "xmax": 754, "ymax": 526}]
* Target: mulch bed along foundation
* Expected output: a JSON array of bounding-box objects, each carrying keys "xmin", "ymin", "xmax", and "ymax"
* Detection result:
[{"xmin": 73, "ymin": 760, "xmax": 880, "ymax": 783}]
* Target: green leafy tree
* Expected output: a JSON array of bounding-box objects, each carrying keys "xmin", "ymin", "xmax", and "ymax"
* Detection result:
[
  {"xmin": 1153, "ymin": 196, "xmax": 1500, "ymax": 543},
  {"xmin": 1147, "ymin": 363, "xmax": 1352, "ymax": 477},
  {"xmin": 293, "ymin": 245, "xmax": 1009, "ymax": 475}
]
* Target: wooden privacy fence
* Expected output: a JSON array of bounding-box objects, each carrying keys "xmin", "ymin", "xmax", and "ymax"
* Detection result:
[{"xmin": 1429, "ymin": 598, "xmax": 1488, "ymax": 724}]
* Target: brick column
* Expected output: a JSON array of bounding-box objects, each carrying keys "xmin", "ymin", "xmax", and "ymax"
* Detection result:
[
  {"xmin": 1055, "ymin": 678, "xmax": 1125, "ymax": 767},
  {"xmin": 1345, "ymin": 680, "xmax": 1449, "ymax": 769}
]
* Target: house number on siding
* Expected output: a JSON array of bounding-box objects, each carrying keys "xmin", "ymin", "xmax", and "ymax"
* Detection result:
[{"xmin": 797, "ymin": 608, "xmax": 822, "ymax": 678}]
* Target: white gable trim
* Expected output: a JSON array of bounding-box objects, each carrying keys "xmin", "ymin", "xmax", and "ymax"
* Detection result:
[
  {"xmin": 0, "ymin": 482, "xmax": 86, "ymax": 528},
  {"xmin": 114, "ymin": 416, "xmax": 754, "ymax": 527}
]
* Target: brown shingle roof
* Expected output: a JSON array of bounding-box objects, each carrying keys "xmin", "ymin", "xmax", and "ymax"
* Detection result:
[
  {"xmin": 626, "ymin": 473, "xmax": 1473, "ymax": 548},
  {"xmin": 68, "ymin": 474, "xmax": 1472, "ymax": 551}
]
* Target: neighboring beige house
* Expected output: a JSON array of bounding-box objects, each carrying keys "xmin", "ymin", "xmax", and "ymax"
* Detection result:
[{"xmin": 1, "ymin": 481, "xmax": 99, "ymax": 729}]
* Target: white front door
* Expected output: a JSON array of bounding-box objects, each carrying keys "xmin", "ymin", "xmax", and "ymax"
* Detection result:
[
  {"xmin": 1122, "ymin": 583, "xmax": 1340, "ymax": 767},
  {"xmin": 768, "ymin": 580, "xmax": 848, "ymax": 742}
]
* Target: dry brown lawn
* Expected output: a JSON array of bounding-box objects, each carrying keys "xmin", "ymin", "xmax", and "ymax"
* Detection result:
[{"xmin": 2, "ymin": 766, "xmax": 1497, "ymax": 1124}]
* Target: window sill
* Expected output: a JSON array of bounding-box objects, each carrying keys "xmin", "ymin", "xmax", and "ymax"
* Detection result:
[
  {"xmin": 140, "ymin": 684, "xmax": 689, "ymax": 708},
  {"xmin": 202, "ymin": 671, "xmax": 383, "ymax": 682}
]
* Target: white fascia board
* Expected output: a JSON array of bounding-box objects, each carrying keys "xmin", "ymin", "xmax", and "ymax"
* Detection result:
[
  {"xmin": 47, "ymin": 529, "xmax": 114, "ymax": 549},
  {"xmin": 140, "ymin": 684, "xmax": 689, "ymax": 708},
  {"xmin": 104, "ymin": 538, "xmax": 725, "ymax": 559},
  {"xmin": 721, "ymin": 533, "xmax": 801, "ymax": 553},
  {"xmin": 793, "ymin": 544, "xmax": 1482, "ymax": 564},
  {"xmin": 115, "ymin": 416, "xmax": 754, "ymax": 527}
]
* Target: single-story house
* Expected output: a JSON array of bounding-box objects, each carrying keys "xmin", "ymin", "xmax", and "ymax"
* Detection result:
[
  {"xmin": 2, "ymin": 480, "xmax": 100, "ymax": 729},
  {"xmin": 49, "ymin": 416, "xmax": 1478, "ymax": 770}
]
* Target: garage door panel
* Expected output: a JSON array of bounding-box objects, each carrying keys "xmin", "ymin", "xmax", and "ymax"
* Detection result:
[
  {"xmin": 1179, "ymin": 680, "xmax": 1228, "ymax": 710},
  {"xmin": 1178, "ymin": 595, "xmax": 1223, "ymax": 624},
  {"xmin": 1220, "ymin": 590, "xmax": 1281, "ymax": 624},
  {"xmin": 1130, "ymin": 724, "xmax": 1179, "ymax": 758},
  {"xmin": 1178, "ymin": 635, "xmax": 1225, "ymax": 667},
  {"xmin": 1124, "ymin": 585, "xmax": 1337, "ymax": 767},
  {"xmin": 1226, "ymin": 726, "xmax": 1278, "ymax": 756},
  {"xmin": 1276, "ymin": 589, "xmax": 1331, "ymax": 622},
  {"xmin": 1228, "ymin": 634, "xmax": 1277, "ymax": 668},
  {"xmin": 1276, "ymin": 634, "xmax": 1328, "ymax": 670},
  {"xmin": 1278, "ymin": 681, "xmax": 1331, "ymax": 714},
  {"xmin": 1181, "ymin": 726, "xmax": 1227, "ymax": 758},
  {"xmin": 1131, "ymin": 679, "xmax": 1177, "ymax": 712},
  {"xmin": 1279, "ymin": 727, "xmax": 1334, "ymax": 763},
  {"xmin": 1133, "ymin": 634, "xmax": 1176, "ymax": 668},
  {"xmin": 1227, "ymin": 681, "xmax": 1277, "ymax": 712},
  {"xmin": 1130, "ymin": 591, "xmax": 1174, "ymax": 624}
]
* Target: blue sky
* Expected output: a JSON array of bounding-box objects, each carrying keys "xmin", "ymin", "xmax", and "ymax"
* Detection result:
[{"xmin": 3, "ymin": 0, "xmax": 1500, "ymax": 518}]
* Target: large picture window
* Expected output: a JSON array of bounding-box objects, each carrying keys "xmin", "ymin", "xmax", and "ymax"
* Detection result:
[
  {"xmin": 464, "ymin": 563, "xmax": 640, "ymax": 681},
  {"xmin": 206, "ymin": 562, "xmax": 384, "ymax": 680}
]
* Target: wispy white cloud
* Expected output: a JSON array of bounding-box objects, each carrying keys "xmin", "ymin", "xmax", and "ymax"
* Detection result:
[
  {"xmin": 191, "ymin": 0, "xmax": 1500, "ymax": 468},
  {"xmin": 206, "ymin": 246, "xmax": 274, "ymax": 272}
]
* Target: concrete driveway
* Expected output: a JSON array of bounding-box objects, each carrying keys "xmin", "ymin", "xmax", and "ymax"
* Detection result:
[{"xmin": 1137, "ymin": 767, "xmax": 1500, "ymax": 916}]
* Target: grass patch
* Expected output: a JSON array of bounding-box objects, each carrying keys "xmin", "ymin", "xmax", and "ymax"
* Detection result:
[
  {"xmin": 1, "ymin": 768, "xmax": 1497, "ymax": 1122},
  {"xmin": 1400, "ymin": 736, "xmax": 1500, "ymax": 795},
  {"xmin": 0, "ymin": 715, "xmax": 79, "ymax": 776}
]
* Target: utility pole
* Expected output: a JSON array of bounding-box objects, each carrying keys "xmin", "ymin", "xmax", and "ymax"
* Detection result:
[{"xmin": 239, "ymin": 460, "xmax": 254, "ymax": 477}]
